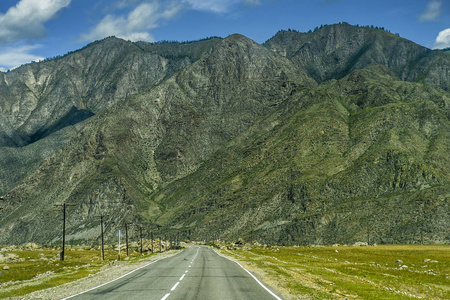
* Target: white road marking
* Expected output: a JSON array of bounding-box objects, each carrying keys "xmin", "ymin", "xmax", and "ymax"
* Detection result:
[
  {"xmin": 192, "ymin": 246, "xmax": 200, "ymax": 261},
  {"xmin": 161, "ymin": 247, "xmax": 199, "ymax": 299},
  {"xmin": 62, "ymin": 251, "xmax": 183, "ymax": 300},
  {"xmin": 161, "ymin": 293, "xmax": 170, "ymax": 300},
  {"xmin": 213, "ymin": 248, "xmax": 282, "ymax": 300}
]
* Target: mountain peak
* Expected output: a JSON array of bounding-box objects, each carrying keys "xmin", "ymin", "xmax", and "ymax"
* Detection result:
[
  {"xmin": 218, "ymin": 33, "xmax": 260, "ymax": 49},
  {"xmin": 224, "ymin": 33, "xmax": 252, "ymax": 42},
  {"xmin": 184, "ymin": 31, "xmax": 316, "ymax": 90},
  {"xmin": 226, "ymin": 33, "xmax": 246, "ymax": 38},
  {"xmin": 264, "ymin": 23, "xmax": 447, "ymax": 89}
]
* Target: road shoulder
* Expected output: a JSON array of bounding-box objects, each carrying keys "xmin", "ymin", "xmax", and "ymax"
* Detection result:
[
  {"xmin": 12, "ymin": 250, "xmax": 182, "ymax": 300},
  {"xmin": 214, "ymin": 247, "xmax": 287, "ymax": 300}
]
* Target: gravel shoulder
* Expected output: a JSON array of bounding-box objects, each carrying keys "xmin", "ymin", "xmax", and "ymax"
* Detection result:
[{"xmin": 8, "ymin": 250, "xmax": 181, "ymax": 300}]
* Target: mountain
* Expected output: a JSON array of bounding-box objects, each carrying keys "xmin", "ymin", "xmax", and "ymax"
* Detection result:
[
  {"xmin": 0, "ymin": 34, "xmax": 315, "ymax": 244},
  {"xmin": 0, "ymin": 24, "xmax": 449, "ymax": 245},
  {"xmin": 0, "ymin": 36, "xmax": 221, "ymax": 193},
  {"xmin": 264, "ymin": 24, "xmax": 450, "ymax": 92},
  {"xmin": 151, "ymin": 64, "xmax": 450, "ymax": 244}
]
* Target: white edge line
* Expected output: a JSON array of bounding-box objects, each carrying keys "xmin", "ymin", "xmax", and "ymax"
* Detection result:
[
  {"xmin": 61, "ymin": 251, "xmax": 183, "ymax": 300},
  {"xmin": 213, "ymin": 248, "xmax": 282, "ymax": 300}
]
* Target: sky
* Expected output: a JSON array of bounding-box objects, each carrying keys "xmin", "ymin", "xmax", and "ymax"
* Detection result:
[{"xmin": 0, "ymin": 0, "xmax": 449, "ymax": 71}]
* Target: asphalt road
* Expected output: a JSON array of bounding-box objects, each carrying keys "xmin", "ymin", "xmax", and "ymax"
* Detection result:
[{"xmin": 64, "ymin": 245, "xmax": 282, "ymax": 300}]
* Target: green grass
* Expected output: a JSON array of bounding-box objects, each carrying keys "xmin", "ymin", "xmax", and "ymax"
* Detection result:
[
  {"xmin": 220, "ymin": 244, "xmax": 450, "ymax": 299},
  {"xmin": 0, "ymin": 247, "xmax": 155, "ymax": 299}
]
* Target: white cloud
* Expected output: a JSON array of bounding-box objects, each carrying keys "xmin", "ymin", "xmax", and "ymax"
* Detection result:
[
  {"xmin": 183, "ymin": 0, "xmax": 239, "ymax": 13},
  {"xmin": 434, "ymin": 28, "xmax": 450, "ymax": 49},
  {"xmin": 0, "ymin": 45, "xmax": 44, "ymax": 71},
  {"xmin": 419, "ymin": 0, "xmax": 442, "ymax": 22},
  {"xmin": 80, "ymin": 2, "xmax": 182, "ymax": 42},
  {"xmin": 182, "ymin": 0, "xmax": 263, "ymax": 13},
  {"xmin": 80, "ymin": 0, "xmax": 261, "ymax": 43},
  {"xmin": 0, "ymin": 0, "xmax": 71, "ymax": 44},
  {"xmin": 182, "ymin": 0, "xmax": 262, "ymax": 13},
  {"xmin": 113, "ymin": 0, "xmax": 142, "ymax": 9}
]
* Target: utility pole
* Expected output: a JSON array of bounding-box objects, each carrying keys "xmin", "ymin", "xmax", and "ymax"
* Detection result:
[
  {"xmin": 150, "ymin": 231, "xmax": 155, "ymax": 253},
  {"xmin": 159, "ymin": 236, "xmax": 162, "ymax": 252},
  {"xmin": 97, "ymin": 215, "xmax": 108, "ymax": 260},
  {"xmin": 125, "ymin": 223, "xmax": 132, "ymax": 256},
  {"xmin": 367, "ymin": 225, "xmax": 370, "ymax": 246},
  {"xmin": 118, "ymin": 229, "xmax": 121, "ymax": 261},
  {"xmin": 139, "ymin": 226, "xmax": 143, "ymax": 254},
  {"xmin": 101, "ymin": 215, "xmax": 105, "ymax": 260},
  {"xmin": 165, "ymin": 234, "xmax": 167, "ymax": 251},
  {"xmin": 54, "ymin": 203, "xmax": 75, "ymax": 261},
  {"xmin": 151, "ymin": 231, "xmax": 153, "ymax": 253}
]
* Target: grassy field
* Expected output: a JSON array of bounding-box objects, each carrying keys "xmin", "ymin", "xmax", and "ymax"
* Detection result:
[
  {"xmin": 1, "ymin": 244, "xmax": 448, "ymax": 299},
  {"xmin": 219, "ymin": 244, "xmax": 450, "ymax": 300},
  {"xmin": 0, "ymin": 246, "xmax": 154, "ymax": 299}
]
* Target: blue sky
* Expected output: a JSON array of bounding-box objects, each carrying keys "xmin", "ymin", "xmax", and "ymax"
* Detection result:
[{"xmin": 0, "ymin": 0, "xmax": 449, "ymax": 71}]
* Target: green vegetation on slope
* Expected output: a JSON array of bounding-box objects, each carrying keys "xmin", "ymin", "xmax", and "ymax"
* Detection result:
[{"xmin": 150, "ymin": 65, "xmax": 450, "ymax": 245}]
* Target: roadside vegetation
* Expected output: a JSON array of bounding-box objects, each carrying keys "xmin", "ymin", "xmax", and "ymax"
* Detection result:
[
  {"xmin": 219, "ymin": 244, "xmax": 450, "ymax": 299},
  {"xmin": 1, "ymin": 242, "xmax": 448, "ymax": 299},
  {"xmin": 0, "ymin": 243, "xmax": 157, "ymax": 299}
]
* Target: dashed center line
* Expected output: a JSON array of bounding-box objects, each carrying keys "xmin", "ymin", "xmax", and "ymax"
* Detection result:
[
  {"xmin": 171, "ymin": 282, "xmax": 180, "ymax": 291},
  {"xmin": 159, "ymin": 247, "xmax": 199, "ymax": 300},
  {"xmin": 161, "ymin": 293, "xmax": 170, "ymax": 300}
]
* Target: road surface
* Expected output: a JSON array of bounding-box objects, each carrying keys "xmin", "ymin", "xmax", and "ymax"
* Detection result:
[{"xmin": 65, "ymin": 245, "xmax": 282, "ymax": 300}]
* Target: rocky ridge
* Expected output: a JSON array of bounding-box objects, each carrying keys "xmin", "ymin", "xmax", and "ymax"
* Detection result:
[{"xmin": 264, "ymin": 24, "xmax": 450, "ymax": 91}]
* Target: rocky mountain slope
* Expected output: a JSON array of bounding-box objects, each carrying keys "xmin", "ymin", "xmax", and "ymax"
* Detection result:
[
  {"xmin": 152, "ymin": 64, "xmax": 450, "ymax": 244},
  {"xmin": 264, "ymin": 24, "xmax": 450, "ymax": 91},
  {"xmin": 0, "ymin": 24, "xmax": 449, "ymax": 245},
  {"xmin": 0, "ymin": 36, "xmax": 221, "ymax": 192}
]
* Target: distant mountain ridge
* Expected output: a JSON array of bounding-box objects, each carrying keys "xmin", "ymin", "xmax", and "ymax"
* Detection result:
[
  {"xmin": 0, "ymin": 24, "xmax": 448, "ymax": 245},
  {"xmin": 264, "ymin": 24, "xmax": 450, "ymax": 91}
]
